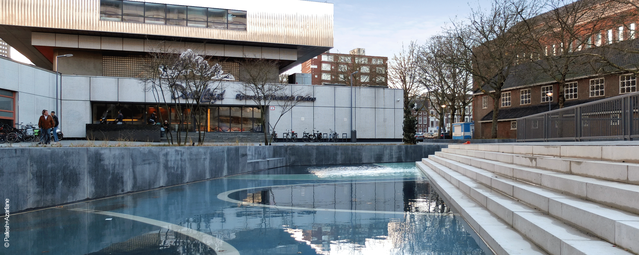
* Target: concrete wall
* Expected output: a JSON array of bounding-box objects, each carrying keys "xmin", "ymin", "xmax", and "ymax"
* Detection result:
[
  {"xmin": 0, "ymin": 57, "xmax": 57, "ymax": 126},
  {"xmin": 60, "ymin": 75, "xmax": 403, "ymax": 138},
  {"xmin": 0, "ymin": 58, "xmax": 403, "ymax": 138},
  {"xmin": 0, "ymin": 144, "xmax": 446, "ymax": 213}
]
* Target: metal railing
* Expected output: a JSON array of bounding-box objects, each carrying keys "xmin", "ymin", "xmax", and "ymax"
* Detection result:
[{"xmin": 517, "ymin": 92, "xmax": 639, "ymax": 141}]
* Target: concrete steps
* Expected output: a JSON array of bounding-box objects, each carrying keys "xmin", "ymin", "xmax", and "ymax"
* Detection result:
[{"xmin": 418, "ymin": 144, "xmax": 639, "ymax": 255}]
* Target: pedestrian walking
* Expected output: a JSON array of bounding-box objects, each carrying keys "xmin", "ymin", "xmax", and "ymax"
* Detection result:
[
  {"xmin": 38, "ymin": 109, "xmax": 54, "ymax": 144},
  {"xmin": 51, "ymin": 111, "xmax": 59, "ymax": 142}
]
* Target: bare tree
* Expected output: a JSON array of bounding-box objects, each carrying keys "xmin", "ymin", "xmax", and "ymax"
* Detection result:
[
  {"xmin": 144, "ymin": 49, "xmax": 232, "ymax": 145},
  {"xmin": 420, "ymin": 35, "xmax": 473, "ymax": 136},
  {"xmin": 389, "ymin": 42, "xmax": 421, "ymax": 144},
  {"xmin": 238, "ymin": 58, "xmax": 307, "ymax": 145},
  {"xmin": 450, "ymin": 0, "xmax": 536, "ymax": 138},
  {"xmin": 516, "ymin": 0, "xmax": 616, "ymax": 109}
]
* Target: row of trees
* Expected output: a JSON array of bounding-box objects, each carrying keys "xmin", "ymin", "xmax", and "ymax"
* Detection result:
[{"xmin": 392, "ymin": 0, "xmax": 639, "ymax": 141}]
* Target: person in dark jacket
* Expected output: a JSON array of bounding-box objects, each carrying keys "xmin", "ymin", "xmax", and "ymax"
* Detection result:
[
  {"xmin": 38, "ymin": 109, "xmax": 54, "ymax": 144},
  {"xmin": 115, "ymin": 111, "xmax": 124, "ymax": 124},
  {"xmin": 51, "ymin": 111, "xmax": 59, "ymax": 142}
]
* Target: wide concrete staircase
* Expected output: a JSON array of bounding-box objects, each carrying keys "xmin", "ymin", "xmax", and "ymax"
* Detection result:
[{"xmin": 417, "ymin": 144, "xmax": 639, "ymax": 255}]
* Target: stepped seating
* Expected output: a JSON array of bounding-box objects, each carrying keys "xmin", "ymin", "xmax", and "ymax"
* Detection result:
[{"xmin": 417, "ymin": 143, "xmax": 639, "ymax": 255}]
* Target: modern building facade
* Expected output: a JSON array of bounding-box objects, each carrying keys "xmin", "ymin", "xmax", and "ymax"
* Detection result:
[
  {"xmin": 301, "ymin": 49, "xmax": 388, "ymax": 87},
  {"xmin": 0, "ymin": 0, "xmax": 404, "ymax": 139}
]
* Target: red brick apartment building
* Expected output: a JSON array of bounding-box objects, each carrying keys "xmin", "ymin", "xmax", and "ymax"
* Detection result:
[
  {"xmin": 301, "ymin": 48, "xmax": 388, "ymax": 86},
  {"xmin": 474, "ymin": 0, "xmax": 639, "ymax": 138}
]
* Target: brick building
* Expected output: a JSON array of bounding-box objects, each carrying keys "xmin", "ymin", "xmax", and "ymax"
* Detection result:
[
  {"xmin": 301, "ymin": 48, "xmax": 388, "ymax": 86},
  {"xmin": 474, "ymin": 0, "xmax": 639, "ymax": 139}
]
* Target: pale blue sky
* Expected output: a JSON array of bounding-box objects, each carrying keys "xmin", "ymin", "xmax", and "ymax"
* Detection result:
[{"xmin": 286, "ymin": 0, "xmax": 493, "ymax": 72}]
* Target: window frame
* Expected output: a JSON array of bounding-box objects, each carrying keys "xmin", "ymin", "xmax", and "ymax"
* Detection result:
[
  {"xmin": 482, "ymin": 96, "xmax": 488, "ymax": 109},
  {"xmin": 564, "ymin": 82, "xmax": 578, "ymax": 100},
  {"xmin": 520, "ymin": 88, "xmax": 531, "ymax": 105},
  {"xmin": 541, "ymin": 85, "xmax": 553, "ymax": 103},
  {"xmin": 501, "ymin": 91, "xmax": 511, "ymax": 107},
  {"xmin": 589, "ymin": 78, "xmax": 605, "ymax": 97},
  {"xmin": 620, "ymin": 74, "xmax": 637, "ymax": 94}
]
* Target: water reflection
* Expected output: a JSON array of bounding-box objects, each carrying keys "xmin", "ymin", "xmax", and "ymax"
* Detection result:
[
  {"xmin": 230, "ymin": 180, "xmax": 451, "ymax": 214},
  {"xmin": 5, "ymin": 163, "xmax": 487, "ymax": 255}
]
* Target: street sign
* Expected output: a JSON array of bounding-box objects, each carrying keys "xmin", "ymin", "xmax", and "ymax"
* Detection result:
[{"xmin": 270, "ymin": 106, "xmax": 275, "ymax": 111}]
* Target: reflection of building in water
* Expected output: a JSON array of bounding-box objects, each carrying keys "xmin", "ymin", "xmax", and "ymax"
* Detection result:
[
  {"xmin": 237, "ymin": 181, "xmax": 431, "ymax": 212},
  {"xmin": 172, "ymin": 180, "xmax": 473, "ymax": 254}
]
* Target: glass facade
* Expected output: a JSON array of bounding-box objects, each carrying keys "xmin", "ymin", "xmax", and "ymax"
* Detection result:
[
  {"xmin": 92, "ymin": 103, "xmax": 262, "ymax": 132},
  {"xmin": 0, "ymin": 89, "xmax": 15, "ymax": 126},
  {"xmin": 100, "ymin": 0, "xmax": 247, "ymax": 31}
]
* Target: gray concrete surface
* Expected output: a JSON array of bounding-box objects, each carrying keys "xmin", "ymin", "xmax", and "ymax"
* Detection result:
[{"xmin": 0, "ymin": 143, "xmax": 446, "ymax": 213}]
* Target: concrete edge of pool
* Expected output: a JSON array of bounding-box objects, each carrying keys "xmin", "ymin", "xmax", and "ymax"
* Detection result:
[{"xmin": 1, "ymin": 144, "xmax": 448, "ymax": 213}]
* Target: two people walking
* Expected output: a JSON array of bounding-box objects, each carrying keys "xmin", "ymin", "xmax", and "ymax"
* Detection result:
[{"xmin": 38, "ymin": 109, "xmax": 59, "ymax": 145}]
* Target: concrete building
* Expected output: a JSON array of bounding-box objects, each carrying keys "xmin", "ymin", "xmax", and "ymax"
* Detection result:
[
  {"xmin": 301, "ymin": 49, "xmax": 388, "ymax": 87},
  {"xmin": 0, "ymin": 0, "xmax": 403, "ymax": 139}
]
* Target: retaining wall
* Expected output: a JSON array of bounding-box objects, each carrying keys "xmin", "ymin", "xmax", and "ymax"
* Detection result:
[{"xmin": 0, "ymin": 144, "xmax": 446, "ymax": 213}]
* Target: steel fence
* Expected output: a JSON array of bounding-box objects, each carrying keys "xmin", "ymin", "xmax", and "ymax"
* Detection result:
[{"xmin": 517, "ymin": 92, "xmax": 639, "ymax": 141}]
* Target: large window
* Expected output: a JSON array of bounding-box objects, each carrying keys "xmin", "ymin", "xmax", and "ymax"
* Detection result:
[
  {"xmin": 361, "ymin": 75, "xmax": 369, "ymax": 83},
  {"xmin": 376, "ymin": 67, "xmax": 386, "ymax": 74},
  {"xmin": 122, "ymin": 1, "xmax": 144, "ymax": 23},
  {"xmin": 0, "ymin": 89, "xmax": 15, "ymax": 127},
  {"xmin": 322, "ymin": 63, "xmax": 331, "ymax": 71},
  {"xmin": 355, "ymin": 57, "xmax": 368, "ymax": 64},
  {"xmin": 187, "ymin": 6, "xmax": 207, "ymax": 27},
  {"xmin": 100, "ymin": 0, "xmax": 123, "ymax": 21},
  {"xmin": 144, "ymin": 3, "xmax": 166, "ymax": 24},
  {"xmin": 564, "ymin": 82, "xmax": 578, "ymax": 100},
  {"xmin": 92, "ymin": 103, "xmax": 262, "ymax": 132},
  {"xmin": 501, "ymin": 92, "xmax": 511, "ymax": 107},
  {"xmin": 339, "ymin": 56, "xmax": 351, "ymax": 63},
  {"xmin": 322, "ymin": 55, "xmax": 334, "ymax": 62},
  {"xmin": 228, "ymin": 10, "xmax": 247, "ymax": 30},
  {"xmin": 520, "ymin": 89, "xmax": 531, "ymax": 105},
  {"xmin": 207, "ymin": 8, "xmax": 228, "ymax": 29},
  {"xmin": 322, "ymin": 73, "xmax": 331, "ymax": 81},
  {"xmin": 541, "ymin": 85, "xmax": 553, "ymax": 103},
  {"xmin": 372, "ymin": 58, "xmax": 384, "ymax": 65},
  {"xmin": 590, "ymin": 78, "xmax": 605, "ymax": 97},
  {"xmin": 100, "ymin": 0, "xmax": 246, "ymax": 31},
  {"xmin": 338, "ymin": 64, "xmax": 347, "ymax": 72},
  {"xmin": 620, "ymin": 74, "xmax": 636, "ymax": 94},
  {"xmin": 360, "ymin": 66, "xmax": 369, "ymax": 73},
  {"xmin": 166, "ymin": 5, "xmax": 187, "ymax": 26}
]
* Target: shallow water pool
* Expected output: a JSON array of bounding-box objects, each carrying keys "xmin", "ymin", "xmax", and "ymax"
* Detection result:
[{"xmin": 4, "ymin": 163, "xmax": 490, "ymax": 255}]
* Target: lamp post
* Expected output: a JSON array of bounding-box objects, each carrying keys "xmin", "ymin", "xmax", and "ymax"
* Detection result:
[
  {"xmin": 350, "ymin": 70, "xmax": 359, "ymax": 142},
  {"xmin": 546, "ymin": 92, "xmax": 553, "ymax": 111},
  {"xmin": 440, "ymin": 104, "xmax": 446, "ymax": 138},
  {"xmin": 55, "ymin": 54, "xmax": 73, "ymax": 130}
]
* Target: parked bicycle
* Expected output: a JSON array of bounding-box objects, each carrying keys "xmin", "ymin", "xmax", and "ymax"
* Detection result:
[
  {"xmin": 328, "ymin": 129, "xmax": 339, "ymax": 142},
  {"xmin": 311, "ymin": 129, "xmax": 322, "ymax": 142}
]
